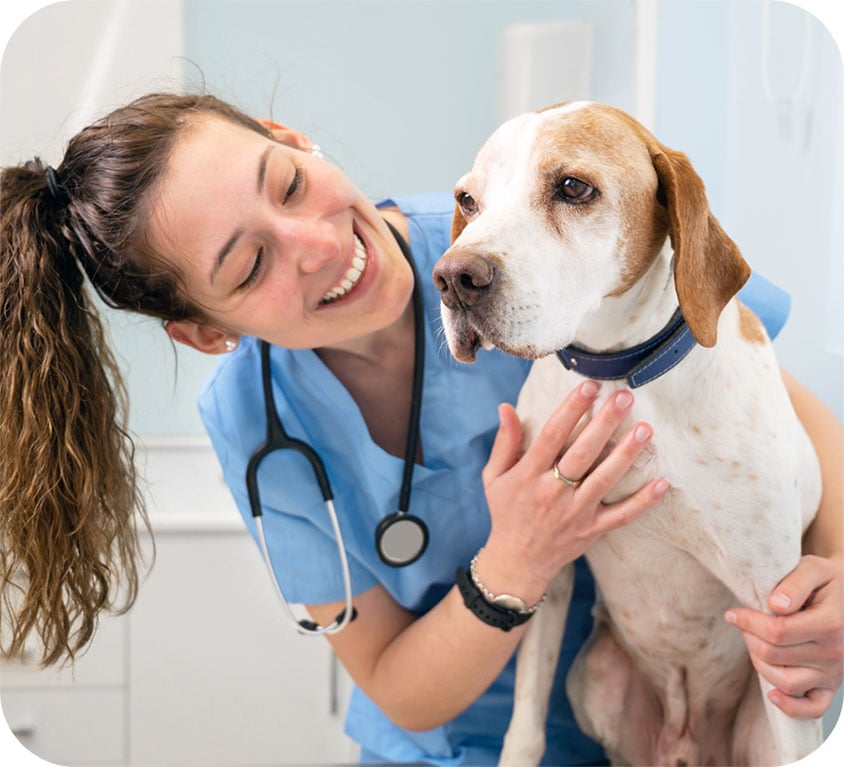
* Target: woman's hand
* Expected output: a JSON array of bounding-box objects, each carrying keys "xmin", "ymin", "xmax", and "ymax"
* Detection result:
[
  {"xmin": 477, "ymin": 380, "xmax": 670, "ymax": 604},
  {"xmin": 725, "ymin": 554, "xmax": 844, "ymax": 719}
]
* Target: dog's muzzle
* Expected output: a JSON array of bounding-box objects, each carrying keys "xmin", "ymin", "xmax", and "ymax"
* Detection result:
[{"xmin": 432, "ymin": 251, "xmax": 500, "ymax": 362}]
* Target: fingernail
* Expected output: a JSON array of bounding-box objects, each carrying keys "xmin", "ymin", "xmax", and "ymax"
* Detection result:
[
  {"xmin": 581, "ymin": 380, "xmax": 599, "ymax": 397},
  {"xmin": 724, "ymin": 610, "xmax": 737, "ymax": 624},
  {"xmin": 771, "ymin": 592, "xmax": 792, "ymax": 609},
  {"xmin": 654, "ymin": 478, "xmax": 670, "ymax": 495},
  {"xmin": 615, "ymin": 390, "xmax": 633, "ymax": 409},
  {"xmin": 768, "ymin": 691, "xmax": 783, "ymax": 706},
  {"xmin": 634, "ymin": 424, "xmax": 652, "ymax": 442}
]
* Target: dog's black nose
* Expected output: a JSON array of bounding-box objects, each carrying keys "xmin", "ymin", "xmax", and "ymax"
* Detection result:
[{"xmin": 433, "ymin": 252, "xmax": 495, "ymax": 309}]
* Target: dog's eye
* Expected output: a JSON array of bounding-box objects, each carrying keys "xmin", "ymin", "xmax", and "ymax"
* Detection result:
[
  {"xmin": 555, "ymin": 177, "xmax": 595, "ymax": 203},
  {"xmin": 456, "ymin": 191, "xmax": 478, "ymax": 216}
]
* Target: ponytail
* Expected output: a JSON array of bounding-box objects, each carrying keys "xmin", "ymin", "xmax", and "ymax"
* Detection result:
[
  {"xmin": 1, "ymin": 91, "xmax": 271, "ymax": 666},
  {"xmin": 1, "ymin": 159, "xmax": 149, "ymax": 666}
]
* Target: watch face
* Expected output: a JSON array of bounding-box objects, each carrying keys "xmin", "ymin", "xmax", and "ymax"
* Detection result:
[{"xmin": 491, "ymin": 594, "xmax": 529, "ymax": 613}]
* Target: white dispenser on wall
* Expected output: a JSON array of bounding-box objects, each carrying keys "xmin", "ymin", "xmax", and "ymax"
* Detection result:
[{"xmin": 497, "ymin": 20, "xmax": 592, "ymax": 124}]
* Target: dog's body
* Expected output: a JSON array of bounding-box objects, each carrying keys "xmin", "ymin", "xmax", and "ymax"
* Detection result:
[{"xmin": 433, "ymin": 102, "xmax": 822, "ymax": 765}]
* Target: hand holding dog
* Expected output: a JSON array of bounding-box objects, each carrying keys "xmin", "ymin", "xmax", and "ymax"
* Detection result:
[
  {"xmin": 477, "ymin": 381, "xmax": 670, "ymax": 605},
  {"xmin": 726, "ymin": 554, "xmax": 844, "ymax": 719}
]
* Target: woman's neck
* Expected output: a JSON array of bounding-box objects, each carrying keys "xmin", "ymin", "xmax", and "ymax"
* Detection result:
[
  {"xmin": 316, "ymin": 297, "xmax": 416, "ymax": 368},
  {"xmin": 316, "ymin": 299, "xmax": 419, "ymax": 459}
]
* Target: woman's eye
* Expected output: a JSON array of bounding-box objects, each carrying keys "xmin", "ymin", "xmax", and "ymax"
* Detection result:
[
  {"xmin": 239, "ymin": 247, "xmax": 264, "ymax": 290},
  {"xmin": 284, "ymin": 166, "xmax": 302, "ymax": 203},
  {"xmin": 456, "ymin": 191, "xmax": 477, "ymax": 216},
  {"xmin": 555, "ymin": 176, "xmax": 596, "ymax": 203}
]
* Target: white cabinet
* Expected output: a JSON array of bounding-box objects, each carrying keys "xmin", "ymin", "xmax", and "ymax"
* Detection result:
[
  {"xmin": 2, "ymin": 688, "xmax": 125, "ymax": 766},
  {"xmin": 1, "ymin": 614, "xmax": 127, "ymax": 766},
  {"xmin": 128, "ymin": 530, "xmax": 356, "ymax": 766},
  {"xmin": 1, "ymin": 438, "xmax": 357, "ymax": 766}
]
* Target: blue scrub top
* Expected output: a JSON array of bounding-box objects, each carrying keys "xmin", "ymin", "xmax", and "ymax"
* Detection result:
[{"xmin": 198, "ymin": 191, "xmax": 790, "ymax": 766}]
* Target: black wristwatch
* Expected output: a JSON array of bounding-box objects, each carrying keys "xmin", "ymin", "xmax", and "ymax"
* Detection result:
[{"xmin": 455, "ymin": 566, "xmax": 535, "ymax": 632}]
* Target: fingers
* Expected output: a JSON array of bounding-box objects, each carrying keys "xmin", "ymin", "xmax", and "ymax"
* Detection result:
[
  {"xmin": 524, "ymin": 382, "xmax": 669, "ymax": 533},
  {"xmin": 726, "ymin": 565, "xmax": 844, "ymax": 721},
  {"xmin": 522, "ymin": 380, "xmax": 600, "ymax": 472},
  {"xmin": 483, "ymin": 404, "xmax": 523, "ymax": 482},
  {"xmin": 767, "ymin": 555, "xmax": 835, "ymax": 616},
  {"xmin": 767, "ymin": 686, "xmax": 835, "ymax": 720},
  {"xmin": 574, "ymin": 416, "xmax": 653, "ymax": 503},
  {"xmin": 725, "ymin": 607, "xmax": 818, "ymax": 647},
  {"xmin": 555, "ymin": 389, "xmax": 636, "ymax": 482},
  {"xmin": 738, "ymin": 622, "xmax": 826, "ymax": 669},
  {"xmin": 748, "ymin": 648, "xmax": 829, "ymax": 698},
  {"xmin": 590, "ymin": 477, "xmax": 670, "ymax": 536}
]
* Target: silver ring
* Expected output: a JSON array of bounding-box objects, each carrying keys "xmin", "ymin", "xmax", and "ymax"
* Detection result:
[{"xmin": 553, "ymin": 464, "xmax": 584, "ymax": 488}]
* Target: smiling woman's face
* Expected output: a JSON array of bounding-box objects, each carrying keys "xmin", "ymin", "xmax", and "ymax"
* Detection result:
[{"xmin": 150, "ymin": 115, "xmax": 414, "ymax": 352}]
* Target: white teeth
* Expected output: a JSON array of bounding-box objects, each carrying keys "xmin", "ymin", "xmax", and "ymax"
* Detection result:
[{"xmin": 321, "ymin": 234, "xmax": 368, "ymax": 303}]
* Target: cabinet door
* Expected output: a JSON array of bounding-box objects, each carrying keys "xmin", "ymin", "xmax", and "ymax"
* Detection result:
[
  {"xmin": 1, "ymin": 603, "xmax": 128, "ymax": 766},
  {"xmin": 128, "ymin": 531, "xmax": 357, "ymax": 766},
  {"xmin": 2, "ymin": 688, "xmax": 125, "ymax": 766}
]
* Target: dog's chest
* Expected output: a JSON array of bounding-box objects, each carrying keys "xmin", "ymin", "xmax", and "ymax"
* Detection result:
[{"xmin": 516, "ymin": 349, "xmax": 814, "ymax": 618}]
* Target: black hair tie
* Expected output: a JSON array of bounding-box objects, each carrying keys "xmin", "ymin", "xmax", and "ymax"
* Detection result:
[{"xmin": 44, "ymin": 165, "xmax": 68, "ymax": 206}]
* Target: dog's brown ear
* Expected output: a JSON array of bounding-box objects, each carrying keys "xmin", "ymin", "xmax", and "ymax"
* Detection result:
[
  {"xmin": 451, "ymin": 204, "xmax": 468, "ymax": 243},
  {"xmin": 652, "ymin": 147, "xmax": 750, "ymax": 347}
]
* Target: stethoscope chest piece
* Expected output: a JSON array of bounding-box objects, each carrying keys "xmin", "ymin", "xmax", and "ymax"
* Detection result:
[{"xmin": 375, "ymin": 512, "xmax": 429, "ymax": 567}]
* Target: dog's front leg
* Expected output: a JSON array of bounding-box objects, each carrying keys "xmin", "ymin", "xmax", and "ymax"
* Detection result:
[
  {"xmin": 500, "ymin": 565, "xmax": 575, "ymax": 767},
  {"xmin": 757, "ymin": 676, "xmax": 823, "ymax": 764},
  {"xmin": 708, "ymin": 538, "xmax": 824, "ymax": 764}
]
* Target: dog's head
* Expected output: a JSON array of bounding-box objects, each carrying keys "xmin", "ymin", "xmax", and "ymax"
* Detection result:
[{"xmin": 432, "ymin": 101, "xmax": 750, "ymax": 362}]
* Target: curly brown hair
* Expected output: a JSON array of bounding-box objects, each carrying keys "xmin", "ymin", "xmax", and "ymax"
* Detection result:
[{"xmin": 1, "ymin": 92, "xmax": 272, "ymax": 666}]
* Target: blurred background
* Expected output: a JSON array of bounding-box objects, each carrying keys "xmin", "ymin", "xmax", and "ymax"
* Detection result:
[{"xmin": 1, "ymin": 1, "xmax": 842, "ymax": 765}]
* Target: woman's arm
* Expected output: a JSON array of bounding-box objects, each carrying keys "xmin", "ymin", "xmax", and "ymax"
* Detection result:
[
  {"xmin": 787, "ymin": 369, "xmax": 844, "ymax": 561},
  {"xmin": 726, "ymin": 368, "xmax": 844, "ymax": 718},
  {"xmin": 307, "ymin": 383, "xmax": 668, "ymax": 731}
]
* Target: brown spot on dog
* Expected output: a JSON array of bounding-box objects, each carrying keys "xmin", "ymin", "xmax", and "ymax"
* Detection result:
[{"xmin": 738, "ymin": 302, "xmax": 766, "ymax": 344}]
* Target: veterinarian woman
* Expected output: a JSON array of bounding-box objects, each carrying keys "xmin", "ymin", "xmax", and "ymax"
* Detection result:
[{"xmin": 1, "ymin": 93, "xmax": 842, "ymax": 765}]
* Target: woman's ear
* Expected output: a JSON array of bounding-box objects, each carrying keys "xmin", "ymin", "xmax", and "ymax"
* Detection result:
[
  {"xmin": 255, "ymin": 118, "xmax": 312, "ymax": 151},
  {"xmin": 165, "ymin": 320, "xmax": 234, "ymax": 355}
]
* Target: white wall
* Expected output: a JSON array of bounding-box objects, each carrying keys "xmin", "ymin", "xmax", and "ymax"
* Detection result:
[
  {"xmin": 655, "ymin": 0, "xmax": 844, "ymax": 422},
  {"xmin": 0, "ymin": 0, "xmax": 212, "ymax": 437}
]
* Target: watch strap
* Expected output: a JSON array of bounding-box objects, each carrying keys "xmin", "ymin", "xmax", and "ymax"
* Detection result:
[{"xmin": 455, "ymin": 566, "xmax": 532, "ymax": 632}]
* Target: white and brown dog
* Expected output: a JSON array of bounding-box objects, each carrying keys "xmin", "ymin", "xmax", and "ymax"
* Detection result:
[{"xmin": 433, "ymin": 102, "xmax": 822, "ymax": 766}]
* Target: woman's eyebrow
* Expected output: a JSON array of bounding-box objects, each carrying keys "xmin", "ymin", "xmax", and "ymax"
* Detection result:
[
  {"xmin": 256, "ymin": 144, "xmax": 273, "ymax": 193},
  {"xmin": 209, "ymin": 144, "xmax": 275, "ymax": 285}
]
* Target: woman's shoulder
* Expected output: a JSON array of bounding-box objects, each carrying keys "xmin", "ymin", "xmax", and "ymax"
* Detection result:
[
  {"xmin": 377, "ymin": 190, "xmax": 454, "ymax": 219},
  {"xmin": 738, "ymin": 271, "xmax": 791, "ymax": 340},
  {"xmin": 378, "ymin": 192, "xmax": 455, "ymax": 275}
]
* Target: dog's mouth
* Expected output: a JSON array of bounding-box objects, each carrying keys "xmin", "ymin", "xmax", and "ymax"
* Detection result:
[
  {"xmin": 444, "ymin": 308, "xmax": 547, "ymax": 363},
  {"xmin": 445, "ymin": 311, "xmax": 486, "ymax": 363}
]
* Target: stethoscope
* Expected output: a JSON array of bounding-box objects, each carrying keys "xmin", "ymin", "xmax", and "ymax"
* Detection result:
[{"xmin": 245, "ymin": 222, "xmax": 428, "ymax": 636}]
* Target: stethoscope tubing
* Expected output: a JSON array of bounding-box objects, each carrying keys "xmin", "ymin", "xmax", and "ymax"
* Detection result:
[
  {"xmin": 255, "ymin": 504, "xmax": 355, "ymax": 636},
  {"xmin": 246, "ymin": 220, "xmax": 425, "ymax": 635}
]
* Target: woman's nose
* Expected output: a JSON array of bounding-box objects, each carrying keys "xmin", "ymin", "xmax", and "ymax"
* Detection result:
[{"xmin": 284, "ymin": 218, "xmax": 342, "ymax": 273}]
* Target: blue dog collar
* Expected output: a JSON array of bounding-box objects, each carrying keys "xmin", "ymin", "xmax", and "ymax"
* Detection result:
[{"xmin": 555, "ymin": 309, "xmax": 697, "ymax": 389}]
